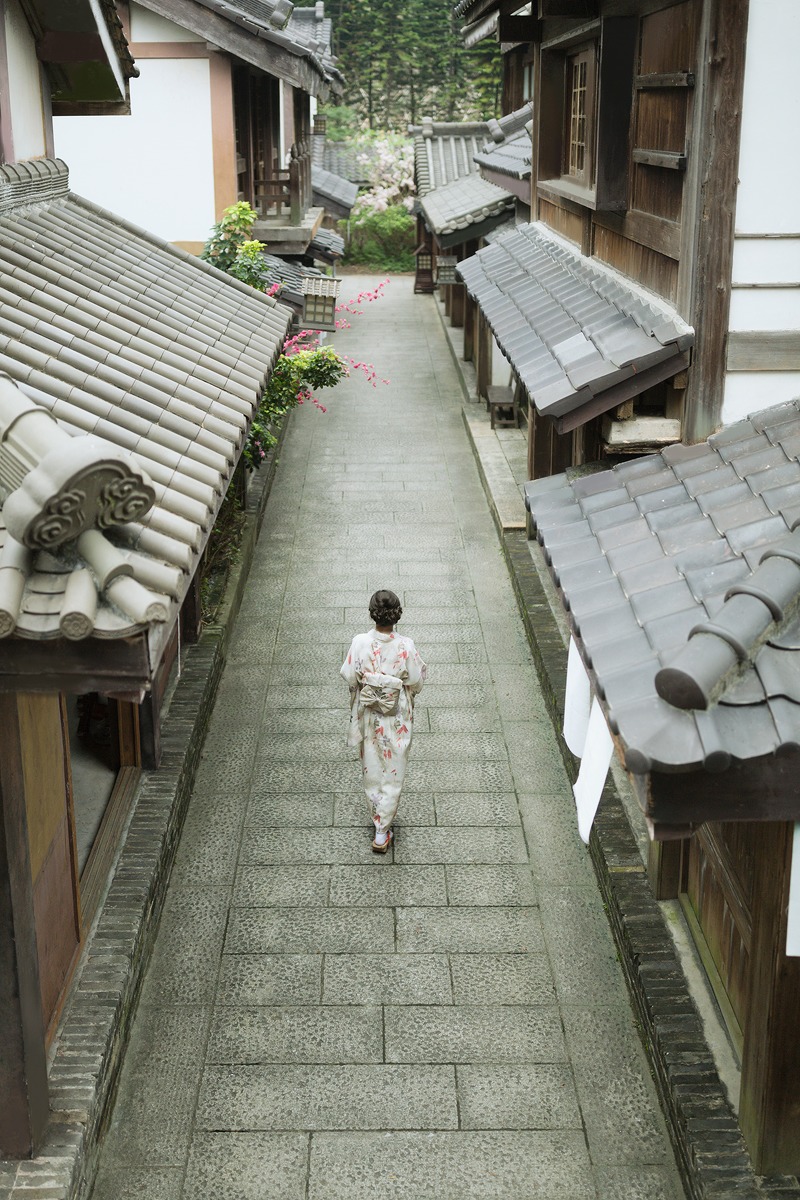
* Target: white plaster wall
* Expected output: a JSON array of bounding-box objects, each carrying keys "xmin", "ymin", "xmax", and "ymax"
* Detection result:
[
  {"xmin": 5, "ymin": 0, "xmax": 47, "ymax": 161},
  {"xmin": 723, "ymin": 373, "xmax": 800, "ymax": 425},
  {"xmin": 492, "ymin": 336, "xmax": 513, "ymax": 387},
  {"xmin": 734, "ymin": 0, "xmax": 800, "ymax": 235},
  {"xmin": 722, "ymin": 0, "xmax": 800, "ymax": 423},
  {"xmin": 129, "ymin": 4, "xmax": 203, "ymax": 42},
  {"xmin": 54, "ymin": 59, "xmax": 215, "ymax": 244}
]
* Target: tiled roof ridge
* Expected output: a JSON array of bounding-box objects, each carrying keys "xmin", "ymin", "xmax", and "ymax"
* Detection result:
[
  {"xmin": 410, "ymin": 117, "xmax": 491, "ymax": 139},
  {"xmin": 0, "ymin": 158, "xmax": 70, "ymax": 215},
  {"xmin": 474, "ymin": 125, "xmax": 532, "ymax": 179},
  {"xmin": 655, "ymin": 526, "xmax": 800, "ymax": 712},
  {"xmin": 0, "ymin": 172, "xmax": 293, "ymax": 642},
  {"xmin": 525, "ymin": 395, "xmax": 800, "ymax": 775},
  {"xmin": 483, "ymin": 100, "xmax": 534, "ymax": 146},
  {"xmin": 0, "ymin": 373, "xmax": 172, "ymax": 638},
  {"xmin": 189, "ymin": 0, "xmax": 332, "ymax": 81}
]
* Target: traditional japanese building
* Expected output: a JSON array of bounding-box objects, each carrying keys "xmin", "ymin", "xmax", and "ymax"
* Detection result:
[
  {"xmin": 53, "ymin": 0, "xmax": 343, "ymax": 254},
  {"xmin": 525, "ymin": 399, "xmax": 800, "ymax": 1173},
  {"xmin": 455, "ymin": 0, "xmax": 800, "ymax": 477}
]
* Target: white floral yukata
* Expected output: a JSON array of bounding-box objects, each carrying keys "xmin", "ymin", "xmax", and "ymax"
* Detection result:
[{"xmin": 340, "ymin": 629, "xmax": 427, "ymax": 835}]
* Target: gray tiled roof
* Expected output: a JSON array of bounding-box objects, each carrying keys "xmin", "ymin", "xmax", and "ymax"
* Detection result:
[
  {"xmin": 312, "ymin": 137, "xmax": 375, "ymax": 185},
  {"xmin": 474, "ymin": 124, "xmax": 532, "ymax": 180},
  {"xmin": 286, "ymin": 3, "xmax": 342, "ymax": 87},
  {"xmin": 525, "ymin": 400, "xmax": 800, "ymax": 775},
  {"xmin": 251, "ymin": 253, "xmax": 323, "ymax": 310},
  {"xmin": 484, "ymin": 217, "xmax": 517, "ymax": 244},
  {"xmin": 419, "ymin": 173, "xmax": 514, "ymax": 245},
  {"xmin": 0, "ymin": 159, "xmax": 291, "ymax": 641},
  {"xmin": 409, "ymin": 118, "xmax": 491, "ymax": 195},
  {"xmin": 312, "ymin": 166, "xmax": 359, "ymax": 214},
  {"xmin": 309, "ymin": 228, "xmax": 345, "ymax": 261},
  {"xmin": 163, "ymin": 0, "xmax": 337, "ymax": 89},
  {"xmin": 457, "ymin": 222, "xmax": 693, "ymax": 425}
]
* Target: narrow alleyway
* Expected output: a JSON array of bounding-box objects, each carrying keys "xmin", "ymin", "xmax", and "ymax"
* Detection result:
[{"xmin": 90, "ymin": 276, "xmax": 685, "ymax": 1200}]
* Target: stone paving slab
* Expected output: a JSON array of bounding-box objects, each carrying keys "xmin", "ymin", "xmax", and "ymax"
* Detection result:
[
  {"xmin": 196, "ymin": 1064, "xmax": 458, "ymax": 1131},
  {"xmin": 85, "ymin": 277, "xmax": 685, "ymax": 1200},
  {"xmin": 307, "ymin": 1131, "xmax": 596, "ymax": 1199}
]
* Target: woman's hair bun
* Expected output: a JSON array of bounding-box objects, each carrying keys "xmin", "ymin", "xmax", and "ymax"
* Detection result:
[{"xmin": 369, "ymin": 589, "xmax": 402, "ymax": 627}]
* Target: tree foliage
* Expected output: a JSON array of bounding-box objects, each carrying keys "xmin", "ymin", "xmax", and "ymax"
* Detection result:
[{"xmin": 302, "ymin": 0, "xmax": 502, "ymax": 129}]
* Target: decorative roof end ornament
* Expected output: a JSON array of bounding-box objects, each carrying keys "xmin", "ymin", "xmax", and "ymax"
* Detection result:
[{"xmin": 0, "ymin": 376, "xmax": 155, "ymax": 549}]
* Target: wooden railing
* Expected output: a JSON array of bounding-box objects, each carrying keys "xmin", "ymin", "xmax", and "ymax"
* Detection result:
[{"xmin": 254, "ymin": 141, "xmax": 313, "ymax": 224}]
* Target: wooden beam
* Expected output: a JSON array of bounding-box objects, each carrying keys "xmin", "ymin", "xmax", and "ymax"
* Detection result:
[
  {"xmin": 0, "ymin": 1, "xmax": 16, "ymax": 165},
  {"xmin": 740, "ymin": 821, "xmax": 800, "ymax": 1173},
  {"xmin": 554, "ymin": 351, "xmax": 691, "ymax": 434},
  {"xmin": 0, "ymin": 633, "xmax": 151, "ymax": 695},
  {"xmin": 594, "ymin": 209, "xmax": 681, "ymax": 261},
  {"xmin": 0, "ymin": 697, "xmax": 48, "ymax": 1159},
  {"xmin": 539, "ymin": 0, "xmax": 598, "ymax": 16},
  {"xmin": 682, "ymin": 0, "xmax": 750, "ymax": 442},
  {"xmin": 134, "ymin": 0, "xmax": 326, "ymax": 96},
  {"xmin": 632, "ymin": 148, "xmax": 687, "ymax": 171},
  {"xmin": 480, "ymin": 166, "xmax": 531, "ymax": 203},
  {"xmin": 727, "ymin": 330, "xmax": 800, "ymax": 372}
]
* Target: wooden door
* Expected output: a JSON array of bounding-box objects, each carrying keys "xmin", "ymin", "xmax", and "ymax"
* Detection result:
[
  {"xmin": 19, "ymin": 694, "xmax": 81, "ymax": 1039},
  {"xmin": 683, "ymin": 820, "xmax": 755, "ymax": 1055}
]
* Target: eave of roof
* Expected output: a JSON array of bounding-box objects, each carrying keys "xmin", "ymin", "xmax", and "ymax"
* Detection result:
[
  {"xmin": 474, "ymin": 125, "xmax": 532, "ymax": 180},
  {"xmin": 457, "ymin": 221, "xmax": 693, "ymax": 430},
  {"xmin": 524, "ymin": 400, "xmax": 800, "ymax": 784},
  {"xmin": 311, "ymin": 166, "xmax": 359, "ymax": 214},
  {"xmin": 135, "ymin": 0, "xmax": 333, "ymax": 95},
  {"xmin": 419, "ymin": 173, "xmax": 514, "ymax": 246},
  {"xmin": 29, "ymin": 0, "xmax": 138, "ymax": 113},
  {"xmin": 0, "ymin": 158, "xmax": 291, "ymax": 672}
]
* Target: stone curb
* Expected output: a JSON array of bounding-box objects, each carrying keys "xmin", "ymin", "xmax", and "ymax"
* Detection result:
[
  {"xmin": 435, "ymin": 289, "xmax": 800, "ymax": 1200},
  {"xmin": 0, "ymin": 419, "xmax": 289, "ymax": 1200}
]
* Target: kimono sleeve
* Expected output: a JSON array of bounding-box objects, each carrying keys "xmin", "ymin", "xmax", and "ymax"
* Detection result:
[
  {"xmin": 340, "ymin": 637, "xmax": 359, "ymax": 687},
  {"xmin": 404, "ymin": 639, "xmax": 427, "ymax": 694}
]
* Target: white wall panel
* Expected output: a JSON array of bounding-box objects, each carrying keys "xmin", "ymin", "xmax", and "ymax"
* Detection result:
[
  {"xmin": 54, "ymin": 59, "xmax": 214, "ymax": 244},
  {"xmin": 735, "ymin": 0, "xmax": 800, "ymax": 235},
  {"xmin": 130, "ymin": 3, "xmax": 203, "ymax": 41},
  {"xmin": 728, "ymin": 288, "xmax": 800, "ymax": 334},
  {"xmin": 733, "ymin": 239, "xmax": 800, "ymax": 286},
  {"xmin": 5, "ymin": 0, "xmax": 47, "ymax": 161}
]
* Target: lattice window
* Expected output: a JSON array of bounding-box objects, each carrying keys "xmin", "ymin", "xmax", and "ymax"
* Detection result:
[{"xmin": 564, "ymin": 48, "xmax": 596, "ymax": 186}]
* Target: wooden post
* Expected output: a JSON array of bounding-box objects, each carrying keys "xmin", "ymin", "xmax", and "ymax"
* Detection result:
[
  {"xmin": 647, "ymin": 838, "xmax": 684, "ymax": 900},
  {"xmin": 682, "ymin": 0, "xmax": 750, "ymax": 442},
  {"xmin": 464, "ymin": 295, "xmax": 475, "ymax": 362},
  {"xmin": 477, "ymin": 310, "xmax": 492, "ymax": 400},
  {"xmin": 0, "ymin": 696, "xmax": 49, "ymax": 1159},
  {"xmin": 740, "ymin": 821, "xmax": 800, "ymax": 1174},
  {"xmin": 451, "ymin": 282, "xmax": 465, "ymax": 329}
]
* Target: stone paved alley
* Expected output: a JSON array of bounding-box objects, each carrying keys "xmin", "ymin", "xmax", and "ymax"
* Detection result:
[{"xmin": 90, "ymin": 276, "xmax": 685, "ymax": 1200}]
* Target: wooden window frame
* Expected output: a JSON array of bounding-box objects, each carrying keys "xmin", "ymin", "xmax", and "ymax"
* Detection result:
[
  {"xmin": 537, "ymin": 17, "xmax": 637, "ymax": 214},
  {"xmin": 563, "ymin": 46, "xmax": 596, "ymax": 188}
]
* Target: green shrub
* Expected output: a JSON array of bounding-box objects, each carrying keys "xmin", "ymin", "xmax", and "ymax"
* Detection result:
[
  {"xmin": 201, "ymin": 201, "xmax": 257, "ymax": 273},
  {"xmin": 342, "ymin": 205, "xmax": 415, "ymax": 272}
]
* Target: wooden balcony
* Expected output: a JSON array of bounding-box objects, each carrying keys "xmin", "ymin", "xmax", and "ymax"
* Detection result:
[{"xmin": 250, "ymin": 141, "xmax": 325, "ymax": 254}]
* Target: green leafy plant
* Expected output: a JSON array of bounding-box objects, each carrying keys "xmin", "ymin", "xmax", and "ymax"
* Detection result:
[
  {"xmin": 244, "ymin": 337, "xmax": 349, "ymax": 469},
  {"xmin": 201, "ymin": 202, "xmax": 258, "ymax": 273},
  {"xmin": 342, "ymin": 205, "xmax": 415, "ymax": 271},
  {"xmin": 201, "ymin": 205, "xmax": 387, "ymax": 473}
]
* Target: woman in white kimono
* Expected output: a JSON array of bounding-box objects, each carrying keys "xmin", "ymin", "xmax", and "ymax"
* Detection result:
[{"xmin": 341, "ymin": 590, "xmax": 427, "ymax": 853}]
